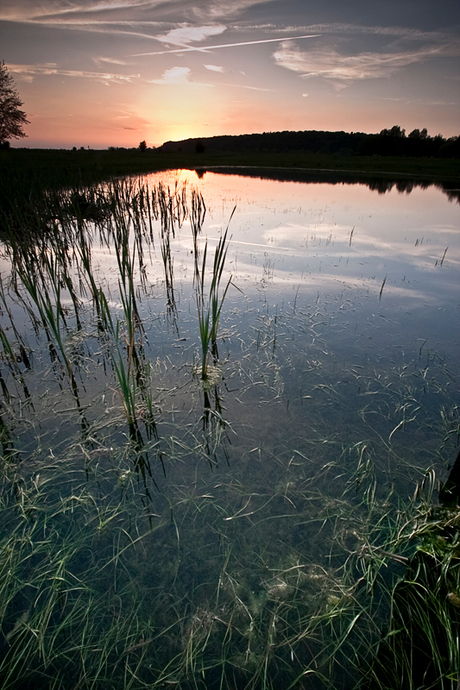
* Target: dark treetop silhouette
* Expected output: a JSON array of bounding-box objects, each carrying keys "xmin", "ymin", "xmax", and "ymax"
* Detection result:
[{"xmin": 0, "ymin": 61, "xmax": 29, "ymax": 147}]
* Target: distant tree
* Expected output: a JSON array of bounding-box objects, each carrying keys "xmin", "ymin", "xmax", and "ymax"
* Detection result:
[
  {"xmin": 138, "ymin": 140, "xmax": 147, "ymax": 153},
  {"xmin": 439, "ymin": 136, "xmax": 460, "ymax": 158},
  {"xmin": 408, "ymin": 128, "xmax": 428, "ymax": 140},
  {"xmin": 380, "ymin": 125, "xmax": 406, "ymax": 138},
  {"xmin": 0, "ymin": 61, "xmax": 29, "ymax": 145},
  {"xmin": 407, "ymin": 128, "xmax": 430, "ymax": 156}
]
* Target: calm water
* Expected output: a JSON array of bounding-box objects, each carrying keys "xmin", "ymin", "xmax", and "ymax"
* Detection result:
[
  {"xmin": 143, "ymin": 169, "xmax": 459, "ymax": 351},
  {"xmin": 1, "ymin": 169, "xmax": 459, "ymax": 688}
]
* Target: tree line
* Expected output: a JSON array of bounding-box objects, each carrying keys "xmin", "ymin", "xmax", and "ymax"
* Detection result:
[{"xmin": 159, "ymin": 126, "xmax": 460, "ymax": 159}]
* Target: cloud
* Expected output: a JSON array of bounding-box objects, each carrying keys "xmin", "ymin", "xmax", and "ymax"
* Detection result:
[
  {"xmin": 273, "ymin": 41, "xmax": 460, "ymax": 84},
  {"xmin": 1, "ymin": 0, "xmax": 276, "ymax": 24},
  {"xmin": 93, "ymin": 56, "xmax": 129, "ymax": 66},
  {"xmin": 154, "ymin": 24, "xmax": 226, "ymax": 47},
  {"xmin": 150, "ymin": 66, "xmax": 192, "ymax": 85},
  {"xmin": 271, "ymin": 23, "xmax": 449, "ymax": 41},
  {"xmin": 204, "ymin": 64, "xmax": 224, "ymax": 72},
  {"xmin": 220, "ymin": 82, "xmax": 273, "ymax": 91},
  {"xmin": 9, "ymin": 62, "xmax": 139, "ymax": 83},
  {"xmin": 1, "ymin": 0, "xmax": 162, "ymax": 22},
  {"xmin": 193, "ymin": 0, "xmax": 277, "ymax": 20}
]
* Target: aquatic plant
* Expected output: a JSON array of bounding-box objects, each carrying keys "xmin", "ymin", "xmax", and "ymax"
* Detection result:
[
  {"xmin": 196, "ymin": 216, "xmax": 234, "ymax": 380},
  {"xmin": 190, "ymin": 187, "xmax": 206, "ymax": 281}
]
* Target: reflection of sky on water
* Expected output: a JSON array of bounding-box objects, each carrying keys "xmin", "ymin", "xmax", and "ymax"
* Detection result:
[
  {"xmin": 2, "ymin": 169, "xmax": 457, "ymax": 365},
  {"xmin": 140, "ymin": 170, "xmax": 459, "ymax": 313},
  {"xmin": 131, "ymin": 169, "xmax": 460, "ymax": 373}
]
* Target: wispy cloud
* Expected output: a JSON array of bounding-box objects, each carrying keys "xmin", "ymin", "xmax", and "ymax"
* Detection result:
[
  {"xmin": 192, "ymin": 0, "xmax": 278, "ymax": 20},
  {"xmin": 93, "ymin": 56, "xmax": 130, "ymax": 66},
  {"xmin": 149, "ymin": 66, "xmax": 272, "ymax": 91},
  {"xmin": 273, "ymin": 40, "xmax": 460, "ymax": 84},
  {"xmin": 204, "ymin": 64, "xmax": 224, "ymax": 72},
  {"xmin": 1, "ymin": 0, "xmax": 161, "ymax": 21},
  {"xmin": 132, "ymin": 33, "xmax": 320, "ymax": 56},
  {"xmin": 270, "ymin": 23, "xmax": 450, "ymax": 41},
  {"xmin": 9, "ymin": 62, "xmax": 139, "ymax": 83},
  {"xmin": 220, "ymin": 82, "xmax": 273, "ymax": 91},
  {"xmin": 1, "ymin": 0, "xmax": 276, "ymax": 23}
]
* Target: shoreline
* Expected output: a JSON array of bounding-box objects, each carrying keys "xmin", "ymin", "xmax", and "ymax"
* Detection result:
[{"xmin": 1, "ymin": 148, "xmax": 459, "ymax": 192}]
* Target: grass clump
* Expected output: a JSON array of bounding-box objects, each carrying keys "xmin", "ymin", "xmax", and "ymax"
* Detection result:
[{"xmin": 196, "ymin": 210, "xmax": 235, "ymax": 381}]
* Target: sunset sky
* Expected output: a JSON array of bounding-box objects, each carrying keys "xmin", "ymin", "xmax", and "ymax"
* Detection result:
[{"xmin": 1, "ymin": 0, "xmax": 459, "ymax": 149}]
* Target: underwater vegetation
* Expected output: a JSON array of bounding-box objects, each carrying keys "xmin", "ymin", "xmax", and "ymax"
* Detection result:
[{"xmin": 0, "ymin": 172, "xmax": 458, "ymax": 689}]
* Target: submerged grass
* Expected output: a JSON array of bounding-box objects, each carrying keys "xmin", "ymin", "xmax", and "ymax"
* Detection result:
[
  {"xmin": 0, "ymin": 353, "xmax": 458, "ymax": 689},
  {"xmin": 2, "ymin": 435, "xmax": 457, "ymax": 690}
]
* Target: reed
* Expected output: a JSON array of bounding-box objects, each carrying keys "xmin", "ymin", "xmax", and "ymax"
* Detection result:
[
  {"xmin": 98, "ymin": 284, "xmax": 158, "ymax": 484},
  {"xmin": 190, "ymin": 188, "xmax": 206, "ymax": 282},
  {"xmin": 0, "ymin": 325, "xmax": 32, "ymax": 405},
  {"xmin": 75, "ymin": 233, "xmax": 102, "ymax": 322},
  {"xmin": 0, "ymin": 274, "xmax": 31, "ymax": 369},
  {"xmin": 0, "ymin": 432, "xmax": 457, "ymax": 690},
  {"xmin": 196, "ymin": 214, "xmax": 234, "ymax": 379},
  {"xmin": 14, "ymin": 256, "xmax": 81, "ymax": 402}
]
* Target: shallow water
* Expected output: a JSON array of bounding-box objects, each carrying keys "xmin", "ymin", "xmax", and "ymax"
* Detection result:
[{"xmin": 0, "ymin": 169, "xmax": 459, "ymax": 689}]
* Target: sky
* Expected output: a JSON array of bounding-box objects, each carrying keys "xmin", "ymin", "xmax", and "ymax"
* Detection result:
[{"xmin": 1, "ymin": 0, "xmax": 459, "ymax": 149}]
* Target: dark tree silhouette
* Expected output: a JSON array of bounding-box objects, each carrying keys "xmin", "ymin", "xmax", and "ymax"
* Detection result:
[
  {"xmin": 138, "ymin": 140, "xmax": 147, "ymax": 152},
  {"xmin": 0, "ymin": 61, "xmax": 29, "ymax": 146},
  {"xmin": 159, "ymin": 126, "xmax": 458, "ymax": 160},
  {"xmin": 408, "ymin": 128, "xmax": 428, "ymax": 140},
  {"xmin": 380, "ymin": 125, "xmax": 406, "ymax": 138}
]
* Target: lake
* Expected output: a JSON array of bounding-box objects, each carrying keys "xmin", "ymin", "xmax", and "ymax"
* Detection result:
[{"xmin": 0, "ymin": 168, "xmax": 458, "ymax": 689}]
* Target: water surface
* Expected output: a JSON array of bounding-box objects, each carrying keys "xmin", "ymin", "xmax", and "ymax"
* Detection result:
[{"xmin": 0, "ymin": 169, "xmax": 458, "ymax": 689}]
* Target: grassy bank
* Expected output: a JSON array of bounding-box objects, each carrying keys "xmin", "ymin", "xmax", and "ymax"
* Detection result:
[{"xmin": 1, "ymin": 148, "xmax": 459, "ymax": 192}]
